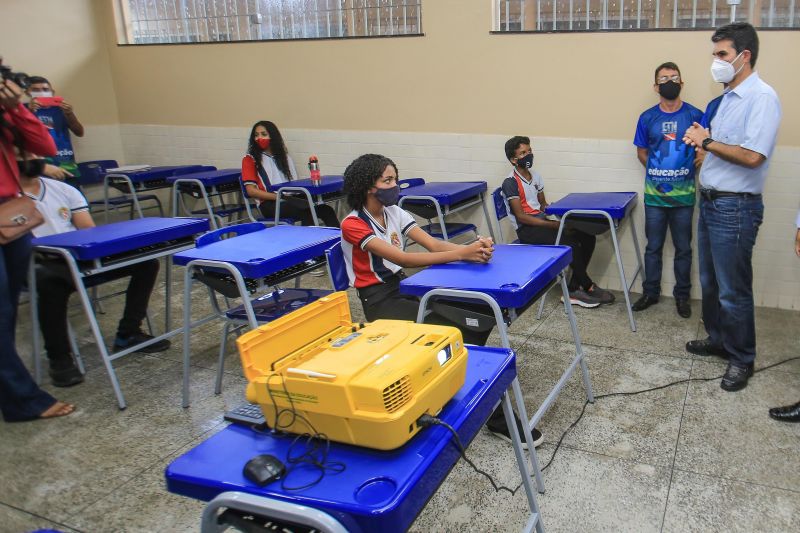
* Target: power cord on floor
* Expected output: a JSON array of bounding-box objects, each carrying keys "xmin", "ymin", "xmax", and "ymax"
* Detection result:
[{"xmin": 420, "ymin": 356, "xmax": 800, "ymax": 496}]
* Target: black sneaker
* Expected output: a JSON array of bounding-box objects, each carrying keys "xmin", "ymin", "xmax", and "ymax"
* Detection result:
[
  {"xmin": 487, "ymin": 414, "xmax": 544, "ymax": 450},
  {"xmin": 720, "ymin": 363, "xmax": 753, "ymax": 392},
  {"xmin": 49, "ymin": 359, "xmax": 84, "ymax": 388},
  {"xmin": 685, "ymin": 338, "xmax": 730, "ymax": 359},
  {"xmin": 676, "ymin": 299, "xmax": 692, "ymax": 318},
  {"xmin": 632, "ymin": 294, "xmax": 659, "ymax": 312},
  {"xmin": 114, "ymin": 331, "xmax": 171, "ymax": 354}
]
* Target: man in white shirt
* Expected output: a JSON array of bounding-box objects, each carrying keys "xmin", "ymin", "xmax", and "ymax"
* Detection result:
[{"xmin": 18, "ymin": 158, "xmax": 170, "ymax": 387}]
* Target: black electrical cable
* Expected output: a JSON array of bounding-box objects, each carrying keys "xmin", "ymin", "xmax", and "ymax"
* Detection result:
[{"xmin": 418, "ymin": 356, "xmax": 800, "ymax": 496}]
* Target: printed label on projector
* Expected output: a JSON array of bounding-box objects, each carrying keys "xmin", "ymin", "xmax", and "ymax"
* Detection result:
[{"xmin": 466, "ymin": 318, "xmax": 479, "ymax": 327}]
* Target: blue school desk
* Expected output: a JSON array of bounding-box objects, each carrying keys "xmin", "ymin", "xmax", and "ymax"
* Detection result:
[
  {"xmin": 165, "ymin": 346, "xmax": 544, "ymax": 533},
  {"xmin": 103, "ymin": 164, "xmax": 213, "ymax": 220},
  {"xmin": 544, "ymin": 192, "xmax": 644, "ymax": 331},
  {"xmin": 400, "ymin": 244, "xmax": 595, "ymax": 497},
  {"xmin": 271, "ymin": 175, "xmax": 345, "ymax": 226},
  {"xmin": 172, "ymin": 224, "xmax": 342, "ymax": 408},
  {"xmin": 29, "ymin": 217, "xmax": 210, "ymax": 409},
  {"xmin": 168, "ymin": 169, "xmax": 246, "ymax": 230},
  {"xmin": 398, "ymin": 179, "xmax": 496, "ymax": 242}
]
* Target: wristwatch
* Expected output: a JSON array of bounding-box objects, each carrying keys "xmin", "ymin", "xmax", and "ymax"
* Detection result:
[{"xmin": 702, "ymin": 137, "xmax": 715, "ymax": 150}]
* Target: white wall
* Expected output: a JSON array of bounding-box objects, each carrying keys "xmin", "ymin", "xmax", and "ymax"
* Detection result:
[{"xmin": 78, "ymin": 124, "xmax": 800, "ymax": 310}]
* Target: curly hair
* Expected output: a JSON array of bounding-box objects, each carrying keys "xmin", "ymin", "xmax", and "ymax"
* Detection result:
[
  {"xmin": 246, "ymin": 120, "xmax": 293, "ymax": 181},
  {"xmin": 343, "ymin": 154, "xmax": 398, "ymax": 211}
]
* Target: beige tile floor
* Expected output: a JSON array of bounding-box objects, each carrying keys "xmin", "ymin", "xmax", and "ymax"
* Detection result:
[{"xmin": 2, "ymin": 271, "xmax": 799, "ymax": 533}]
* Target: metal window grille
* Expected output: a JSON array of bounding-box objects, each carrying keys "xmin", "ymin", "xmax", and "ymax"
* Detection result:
[
  {"xmin": 119, "ymin": 0, "xmax": 423, "ymax": 44},
  {"xmin": 494, "ymin": 0, "xmax": 798, "ymax": 31}
]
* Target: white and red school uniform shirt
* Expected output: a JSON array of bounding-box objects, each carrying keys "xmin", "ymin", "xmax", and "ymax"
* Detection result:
[
  {"xmin": 341, "ymin": 206, "xmax": 418, "ymax": 289},
  {"xmin": 500, "ymin": 168, "xmax": 545, "ymax": 230},
  {"xmin": 240, "ymin": 153, "xmax": 298, "ymax": 205}
]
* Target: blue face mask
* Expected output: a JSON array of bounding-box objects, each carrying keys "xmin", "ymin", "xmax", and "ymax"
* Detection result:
[
  {"xmin": 517, "ymin": 153, "xmax": 534, "ymax": 169},
  {"xmin": 374, "ymin": 185, "xmax": 400, "ymax": 206}
]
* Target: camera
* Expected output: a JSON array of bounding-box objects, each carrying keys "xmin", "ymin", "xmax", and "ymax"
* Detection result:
[{"xmin": 0, "ymin": 64, "xmax": 29, "ymax": 90}]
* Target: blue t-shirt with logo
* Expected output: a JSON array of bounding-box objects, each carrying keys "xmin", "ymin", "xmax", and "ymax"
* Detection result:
[
  {"xmin": 31, "ymin": 106, "xmax": 80, "ymax": 179},
  {"xmin": 634, "ymin": 102, "xmax": 703, "ymax": 207}
]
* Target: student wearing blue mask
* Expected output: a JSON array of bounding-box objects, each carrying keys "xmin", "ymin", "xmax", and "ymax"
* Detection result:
[{"xmin": 341, "ymin": 153, "xmax": 544, "ymax": 449}]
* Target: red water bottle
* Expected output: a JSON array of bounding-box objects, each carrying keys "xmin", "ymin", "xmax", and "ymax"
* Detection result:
[{"xmin": 309, "ymin": 155, "xmax": 321, "ymax": 186}]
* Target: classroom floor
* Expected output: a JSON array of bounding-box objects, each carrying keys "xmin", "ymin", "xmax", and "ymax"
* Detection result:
[{"xmin": 2, "ymin": 270, "xmax": 799, "ymax": 533}]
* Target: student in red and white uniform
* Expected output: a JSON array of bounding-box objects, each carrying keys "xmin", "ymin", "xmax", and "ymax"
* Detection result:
[
  {"xmin": 341, "ymin": 153, "xmax": 544, "ymax": 448},
  {"xmin": 240, "ymin": 120, "xmax": 339, "ymax": 227}
]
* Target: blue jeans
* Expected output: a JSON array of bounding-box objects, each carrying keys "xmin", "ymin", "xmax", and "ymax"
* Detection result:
[
  {"xmin": 643, "ymin": 205, "xmax": 694, "ymax": 300},
  {"xmin": 697, "ymin": 195, "xmax": 763, "ymax": 367},
  {"xmin": 0, "ymin": 234, "xmax": 57, "ymax": 421}
]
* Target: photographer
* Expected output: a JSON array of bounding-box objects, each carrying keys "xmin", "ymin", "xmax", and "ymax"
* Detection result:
[{"xmin": 0, "ymin": 62, "xmax": 75, "ymax": 421}]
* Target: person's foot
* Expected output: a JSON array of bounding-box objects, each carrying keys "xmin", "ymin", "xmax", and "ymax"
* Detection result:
[
  {"xmin": 114, "ymin": 331, "xmax": 171, "ymax": 353},
  {"xmin": 676, "ymin": 299, "xmax": 692, "ymax": 319},
  {"xmin": 586, "ymin": 284, "xmax": 615, "ymax": 305},
  {"xmin": 632, "ymin": 294, "xmax": 659, "ymax": 312},
  {"xmin": 768, "ymin": 401, "xmax": 800, "ymax": 422},
  {"xmin": 720, "ymin": 363, "xmax": 754, "ymax": 392},
  {"xmin": 685, "ymin": 338, "xmax": 730, "ymax": 359},
  {"xmin": 48, "ymin": 359, "xmax": 84, "ymax": 388},
  {"xmin": 487, "ymin": 414, "xmax": 544, "ymax": 450},
  {"xmin": 39, "ymin": 400, "xmax": 76, "ymax": 419},
  {"xmin": 564, "ymin": 289, "xmax": 601, "ymax": 308}
]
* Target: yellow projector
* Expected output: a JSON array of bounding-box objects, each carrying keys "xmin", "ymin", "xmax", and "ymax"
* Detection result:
[{"xmin": 236, "ymin": 291, "xmax": 467, "ymax": 450}]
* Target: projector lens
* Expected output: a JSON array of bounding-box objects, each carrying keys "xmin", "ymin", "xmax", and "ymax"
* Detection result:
[{"xmin": 437, "ymin": 345, "xmax": 452, "ymax": 366}]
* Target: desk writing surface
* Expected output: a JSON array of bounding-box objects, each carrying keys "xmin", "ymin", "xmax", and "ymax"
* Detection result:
[
  {"xmin": 32, "ymin": 217, "xmax": 210, "ymax": 261},
  {"xmin": 545, "ymin": 192, "xmax": 638, "ymax": 220},
  {"xmin": 107, "ymin": 165, "xmax": 209, "ymax": 182},
  {"xmin": 400, "ymin": 244, "xmax": 572, "ymax": 309},
  {"xmin": 166, "ymin": 168, "xmax": 241, "ymax": 186},
  {"xmin": 399, "ymin": 181, "xmax": 487, "ymax": 206},
  {"xmin": 172, "ymin": 225, "xmax": 341, "ymax": 279},
  {"xmin": 165, "ymin": 346, "xmax": 516, "ymax": 533},
  {"xmin": 271, "ymin": 175, "xmax": 344, "ymax": 195}
]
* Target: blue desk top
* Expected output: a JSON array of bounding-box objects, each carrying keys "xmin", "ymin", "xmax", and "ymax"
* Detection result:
[
  {"xmin": 167, "ymin": 168, "xmax": 242, "ymax": 186},
  {"xmin": 545, "ymin": 192, "xmax": 638, "ymax": 220},
  {"xmin": 33, "ymin": 217, "xmax": 210, "ymax": 261},
  {"xmin": 172, "ymin": 225, "xmax": 341, "ymax": 279},
  {"xmin": 271, "ymin": 175, "xmax": 344, "ymax": 195},
  {"xmin": 165, "ymin": 345, "xmax": 516, "ymax": 533},
  {"xmin": 400, "ymin": 244, "xmax": 572, "ymax": 309},
  {"xmin": 399, "ymin": 181, "xmax": 487, "ymax": 206},
  {"xmin": 107, "ymin": 165, "xmax": 212, "ymax": 182}
]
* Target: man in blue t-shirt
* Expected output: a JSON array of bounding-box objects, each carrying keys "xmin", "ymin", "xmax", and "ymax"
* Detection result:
[
  {"xmin": 26, "ymin": 76, "xmax": 84, "ymax": 188},
  {"xmin": 633, "ymin": 62, "xmax": 703, "ymax": 319}
]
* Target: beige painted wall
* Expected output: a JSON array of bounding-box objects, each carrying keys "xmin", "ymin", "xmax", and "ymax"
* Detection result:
[
  {"xmin": 98, "ymin": 0, "xmax": 799, "ymax": 145},
  {"xmin": 1, "ymin": 0, "xmax": 120, "ymax": 125}
]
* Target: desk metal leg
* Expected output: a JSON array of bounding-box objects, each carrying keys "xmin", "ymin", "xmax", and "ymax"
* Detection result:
[
  {"xmin": 607, "ymin": 219, "xmax": 636, "ymax": 332},
  {"xmin": 29, "ymin": 259, "xmax": 42, "ymax": 384}
]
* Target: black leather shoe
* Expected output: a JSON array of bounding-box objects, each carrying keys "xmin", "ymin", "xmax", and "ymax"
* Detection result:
[
  {"xmin": 676, "ymin": 299, "xmax": 692, "ymax": 318},
  {"xmin": 768, "ymin": 401, "xmax": 800, "ymax": 422},
  {"xmin": 49, "ymin": 360, "xmax": 84, "ymax": 388},
  {"xmin": 720, "ymin": 363, "xmax": 753, "ymax": 392},
  {"xmin": 632, "ymin": 294, "xmax": 659, "ymax": 312},
  {"xmin": 685, "ymin": 338, "xmax": 730, "ymax": 359}
]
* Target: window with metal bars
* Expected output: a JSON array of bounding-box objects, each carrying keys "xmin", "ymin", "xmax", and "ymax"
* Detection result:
[
  {"xmin": 117, "ymin": 0, "xmax": 423, "ymax": 44},
  {"xmin": 492, "ymin": 0, "xmax": 798, "ymax": 31}
]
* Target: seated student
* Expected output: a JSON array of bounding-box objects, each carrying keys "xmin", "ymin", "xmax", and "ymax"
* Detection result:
[
  {"xmin": 341, "ymin": 153, "xmax": 543, "ymax": 448},
  {"xmin": 18, "ymin": 158, "xmax": 170, "ymax": 387},
  {"xmin": 501, "ymin": 135, "xmax": 614, "ymax": 308},
  {"xmin": 241, "ymin": 120, "xmax": 339, "ymax": 228}
]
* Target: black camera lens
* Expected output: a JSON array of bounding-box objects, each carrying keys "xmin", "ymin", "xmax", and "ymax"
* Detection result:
[{"xmin": 0, "ymin": 65, "xmax": 29, "ymax": 90}]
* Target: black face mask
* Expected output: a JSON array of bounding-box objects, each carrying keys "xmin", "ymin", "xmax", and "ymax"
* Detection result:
[
  {"xmin": 658, "ymin": 81, "xmax": 681, "ymax": 100},
  {"xmin": 517, "ymin": 153, "xmax": 534, "ymax": 169},
  {"xmin": 17, "ymin": 158, "xmax": 46, "ymax": 178}
]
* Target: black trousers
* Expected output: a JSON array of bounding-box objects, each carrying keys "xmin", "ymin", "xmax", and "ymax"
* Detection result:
[
  {"xmin": 259, "ymin": 197, "xmax": 340, "ymax": 228},
  {"xmin": 517, "ymin": 223, "xmax": 601, "ymax": 291},
  {"xmin": 36, "ymin": 258, "xmax": 160, "ymax": 363}
]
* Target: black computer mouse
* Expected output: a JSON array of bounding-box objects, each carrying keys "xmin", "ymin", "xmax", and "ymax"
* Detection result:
[{"xmin": 242, "ymin": 454, "xmax": 286, "ymax": 486}]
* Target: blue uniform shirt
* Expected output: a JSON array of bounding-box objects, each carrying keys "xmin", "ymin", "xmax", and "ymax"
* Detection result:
[
  {"xmin": 700, "ymin": 72, "xmax": 781, "ymax": 194},
  {"xmin": 634, "ymin": 102, "xmax": 703, "ymax": 207},
  {"xmin": 31, "ymin": 105, "xmax": 80, "ymax": 178}
]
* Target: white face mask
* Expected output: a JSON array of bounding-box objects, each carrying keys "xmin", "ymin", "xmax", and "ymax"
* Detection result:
[
  {"xmin": 29, "ymin": 90, "xmax": 53, "ymax": 98},
  {"xmin": 710, "ymin": 51, "xmax": 745, "ymax": 84}
]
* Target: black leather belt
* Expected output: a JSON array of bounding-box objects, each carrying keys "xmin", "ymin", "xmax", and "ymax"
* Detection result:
[{"xmin": 699, "ymin": 189, "xmax": 761, "ymax": 201}]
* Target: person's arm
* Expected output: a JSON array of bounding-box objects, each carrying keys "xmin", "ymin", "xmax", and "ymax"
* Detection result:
[
  {"xmin": 1, "ymin": 81, "xmax": 56, "ymax": 157},
  {"xmin": 43, "ymin": 163, "xmax": 73, "ymax": 180},
  {"xmin": 241, "ymin": 156, "xmax": 277, "ymax": 201},
  {"xmin": 60, "ymin": 101, "xmax": 84, "ymax": 137},
  {"xmin": 636, "ymin": 147, "xmax": 648, "ymax": 167},
  {"xmin": 683, "ymin": 122, "xmax": 766, "ymax": 168},
  {"xmin": 406, "ymin": 225, "xmax": 494, "ymax": 254},
  {"xmin": 65, "ymin": 184, "xmax": 94, "ymax": 229},
  {"xmin": 71, "ymin": 210, "xmax": 95, "ymax": 229},
  {"xmin": 508, "ymin": 198, "xmax": 559, "ymax": 229},
  {"xmin": 795, "ymin": 228, "xmax": 800, "ymax": 258},
  {"xmin": 364, "ymin": 232, "xmax": 491, "ymax": 268}
]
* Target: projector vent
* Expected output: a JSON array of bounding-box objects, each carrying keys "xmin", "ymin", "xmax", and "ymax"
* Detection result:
[{"xmin": 382, "ymin": 376, "xmax": 412, "ymax": 413}]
